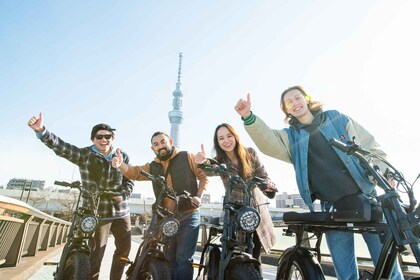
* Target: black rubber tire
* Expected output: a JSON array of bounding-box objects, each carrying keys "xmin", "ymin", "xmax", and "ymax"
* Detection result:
[
  {"xmin": 276, "ymin": 251, "xmax": 325, "ymax": 280},
  {"xmin": 225, "ymin": 262, "xmax": 262, "ymax": 280},
  {"xmin": 138, "ymin": 258, "xmax": 171, "ymax": 280},
  {"xmin": 62, "ymin": 252, "xmax": 91, "ymax": 280}
]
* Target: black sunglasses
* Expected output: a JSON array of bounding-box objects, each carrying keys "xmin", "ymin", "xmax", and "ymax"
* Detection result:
[{"xmin": 95, "ymin": 134, "xmax": 113, "ymax": 140}]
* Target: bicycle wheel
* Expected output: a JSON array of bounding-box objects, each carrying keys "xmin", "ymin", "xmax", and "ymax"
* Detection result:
[
  {"xmin": 138, "ymin": 258, "xmax": 171, "ymax": 280},
  {"xmin": 225, "ymin": 262, "xmax": 262, "ymax": 280},
  {"xmin": 62, "ymin": 252, "xmax": 91, "ymax": 280},
  {"xmin": 276, "ymin": 248, "xmax": 324, "ymax": 280}
]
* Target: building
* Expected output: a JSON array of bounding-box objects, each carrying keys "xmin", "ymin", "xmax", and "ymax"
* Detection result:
[
  {"xmin": 7, "ymin": 178, "xmax": 45, "ymax": 191},
  {"xmin": 276, "ymin": 192, "xmax": 307, "ymax": 209},
  {"xmin": 201, "ymin": 193, "xmax": 211, "ymax": 204}
]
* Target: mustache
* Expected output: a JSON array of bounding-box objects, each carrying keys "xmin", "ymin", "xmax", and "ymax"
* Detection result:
[{"xmin": 158, "ymin": 148, "xmax": 168, "ymax": 153}]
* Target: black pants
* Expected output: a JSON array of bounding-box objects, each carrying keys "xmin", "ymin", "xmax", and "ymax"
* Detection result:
[{"xmin": 90, "ymin": 215, "xmax": 131, "ymax": 280}]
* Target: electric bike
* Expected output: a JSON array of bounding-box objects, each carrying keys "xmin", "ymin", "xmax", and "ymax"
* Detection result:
[
  {"xmin": 44, "ymin": 180, "xmax": 117, "ymax": 280},
  {"xmin": 276, "ymin": 137, "xmax": 420, "ymax": 280},
  {"xmin": 196, "ymin": 163, "xmax": 268, "ymax": 280},
  {"xmin": 122, "ymin": 170, "xmax": 179, "ymax": 280}
]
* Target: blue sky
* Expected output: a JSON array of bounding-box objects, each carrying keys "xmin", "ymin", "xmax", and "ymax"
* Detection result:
[{"xmin": 1, "ymin": 1, "xmax": 419, "ymax": 202}]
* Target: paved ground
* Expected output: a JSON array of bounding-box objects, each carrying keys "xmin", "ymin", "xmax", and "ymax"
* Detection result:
[{"xmin": 29, "ymin": 235, "xmax": 335, "ymax": 280}]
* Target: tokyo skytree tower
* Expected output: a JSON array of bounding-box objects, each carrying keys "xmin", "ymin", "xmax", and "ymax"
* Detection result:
[{"xmin": 168, "ymin": 52, "xmax": 184, "ymax": 148}]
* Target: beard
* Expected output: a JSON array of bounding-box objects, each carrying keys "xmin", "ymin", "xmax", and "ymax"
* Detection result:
[{"xmin": 156, "ymin": 147, "xmax": 174, "ymax": 161}]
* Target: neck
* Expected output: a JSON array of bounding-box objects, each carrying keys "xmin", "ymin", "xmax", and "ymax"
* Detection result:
[
  {"xmin": 297, "ymin": 111, "xmax": 314, "ymax": 125},
  {"xmin": 226, "ymin": 151, "xmax": 238, "ymax": 165}
]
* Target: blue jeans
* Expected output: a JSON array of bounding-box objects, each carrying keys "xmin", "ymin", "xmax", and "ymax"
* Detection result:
[
  {"xmin": 325, "ymin": 230, "xmax": 404, "ymax": 280},
  {"xmin": 164, "ymin": 210, "xmax": 200, "ymax": 280}
]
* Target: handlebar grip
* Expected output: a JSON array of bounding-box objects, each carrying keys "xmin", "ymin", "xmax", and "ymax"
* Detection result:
[
  {"xmin": 54, "ymin": 180, "xmax": 81, "ymax": 188},
  {"xmin": 140, "ymin": 170, "xmax": 154, "ymax": 180},
  {"xmin": 329, "ymin": 138, "xmax": 351, "ymax": 153},
  {"xmin": 54, "ymin": 181, "xmax": 70, "ymax": 187}
]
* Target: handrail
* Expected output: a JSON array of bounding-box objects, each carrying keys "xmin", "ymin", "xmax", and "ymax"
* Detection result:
[{"xmin": 0, "ymin": 195, "xmax": 71, "ymax": 268}]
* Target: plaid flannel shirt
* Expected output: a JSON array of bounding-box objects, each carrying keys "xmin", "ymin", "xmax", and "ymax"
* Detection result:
[{"xmin": 39, "ymin": 130, "xmax": 134, "ymax": 220}]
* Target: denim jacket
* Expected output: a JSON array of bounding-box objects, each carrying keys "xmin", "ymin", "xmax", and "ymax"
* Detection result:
[
  {"xmin": 286, "ymin": 110, "xmax": 375, "ymax": 211},
  {"xmin": 244, "ymin": 110, "xmax": 383, "ymax": 212}
]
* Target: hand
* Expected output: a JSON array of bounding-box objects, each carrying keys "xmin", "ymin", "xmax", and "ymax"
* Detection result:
[
  {"xmin": 235, "ymin": 93, "xmax": 252, "ymax": 118},
  {"xmin": 194, "ymin": 144, "xmax": 207, "ymax": 164},
  {"xmin": 388, "ymin": 178, "xmax": 397, "ymax": 188},
  {"xmin": 28, "ymin": 112, "xmax": 45, "ymax": 132},
  {"xmin": 112, "ymin": 196, "xmax": 122, "ymax": 203},
  {"xmin": 112, "ymin": 148, "xmax": 123, "ymax": 169},
  {"xmin": 192, "ymin": 196, "xmax": 201, "ymax": 207}
]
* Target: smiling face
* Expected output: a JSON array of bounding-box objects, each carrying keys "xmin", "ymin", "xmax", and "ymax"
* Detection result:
[
  {"xmin": 92, "ymin": 129, "xmax": 114, "ymax": 155},
  {"xmin": 216, "ymin": 126, "xmax": 237, "ymax": 155},
  {"xmin": 283, "ymin": 89, "xmax": 309, "ymax": 118},
  {"xmin": 151, "ymin": 133, "xmax": 172, "ymax": 158}
]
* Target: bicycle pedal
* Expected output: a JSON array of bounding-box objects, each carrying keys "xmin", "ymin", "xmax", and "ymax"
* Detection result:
[
  {"xmin": 191, "ymin": 262, "xmax": 205, "ymax": 269},
  {"xmin": 119, "ymin": 257, "xmax": 132, "ymax": 266},
  {"xmin": 43, "ymin": 261, "xmax": 58, "ymax": 266}
]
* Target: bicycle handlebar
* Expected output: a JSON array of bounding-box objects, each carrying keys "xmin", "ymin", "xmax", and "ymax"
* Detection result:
[
  {"xmin": 198, "ymin": 163, "xmax": 270, "ymax": 191},
  {"xmin": 140, "ymin": 170, "xmax": 166, "ymax": 185},
  {"xmin": 54, "ymin": 180, "xmax": 81, "ymax": 188}
]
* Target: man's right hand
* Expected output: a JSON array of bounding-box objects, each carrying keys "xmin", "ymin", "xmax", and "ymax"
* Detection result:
[
  {"xmin": 28, "ymin": 112, "xmax": 45, "ymax": 132},
  {"xmin": 235, "ymin": 93, "xmax": 252, "ymax": 118},
  {"xmin": 194, "ymin": 144, "xmax": 207, "ymax": 164},
  {"xmin": 112, "ymin": 149, "xmax": 124, "ymax": 169}
]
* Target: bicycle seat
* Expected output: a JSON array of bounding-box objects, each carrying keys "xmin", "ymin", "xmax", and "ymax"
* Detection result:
[{"xmin": 283, "ymin": 211, "xmax": 332, "ymax": 223}]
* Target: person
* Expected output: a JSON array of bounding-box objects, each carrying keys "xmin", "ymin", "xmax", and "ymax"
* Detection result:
[
  {"xmin": 111, "ymin": 131, "xmax": 208, "ymax": 280},
  {"xmin": 194, "ymin": 123, "xmax": 277, "ymax": 263},
  {"xmin": 234, "ymin": 87, "xmax": 404, "ymax": 280},
  {"xmin": 27, "ymin": 113, "xmax": 134, "ymax": 280}
]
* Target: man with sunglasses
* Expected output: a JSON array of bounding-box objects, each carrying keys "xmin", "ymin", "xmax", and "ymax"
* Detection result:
[
  {"xmin": 112, "ymin": 131, "xmax": 208, "ymax": 280},
  {"xmin": 28, "ymin": 112, "xmax": 134, "ymax": 280}
]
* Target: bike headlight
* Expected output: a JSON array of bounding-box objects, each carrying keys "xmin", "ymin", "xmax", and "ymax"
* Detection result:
[
  {"xmin": 160, "ymin": 217, "xmax": 179, "ymax": 237},
  {"xmin": 236, "ymin": 207, "xmax": 260, "ymax": 233},
  {"xmin": 80, "ymin": 215, "xmax": 98, "ymax": 233}
]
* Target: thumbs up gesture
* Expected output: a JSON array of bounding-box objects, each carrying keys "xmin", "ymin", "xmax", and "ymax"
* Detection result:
[
  {"xmin": 194, "ymin": 144, "xmax": 207, "ymax": 164},
  {"xmin": 27, "ymin": 112, "xmax": 45, "ymax": 132},
  {"xmin": 112, "ymin": 148, "xmax": 124, "ymax": 169}
]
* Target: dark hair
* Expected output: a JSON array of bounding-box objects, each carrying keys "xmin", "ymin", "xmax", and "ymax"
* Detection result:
[
  {"xmin": 280, "ymin": 85, "xmax": 323, "ymax": 123},
  {"xmin": 213, "ymin": 123, "xmax": 254, "ymax": 179},
  {"xmin": 90, "ymin": 123, "xmax": 115, "ymax": 140},
  {"xmin": 150, "ymin": 131, "xmax": 170, "ymax": 144}
]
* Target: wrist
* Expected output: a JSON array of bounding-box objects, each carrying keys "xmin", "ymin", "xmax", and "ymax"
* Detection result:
[{"xmin": 241, "ymin": 111, "xmax": 256, "ymax": 126}]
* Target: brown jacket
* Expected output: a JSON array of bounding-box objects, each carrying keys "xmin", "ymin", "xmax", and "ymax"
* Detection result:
[{"xmin": 123, "ymin": 147, "xmax": 208, "ymax": 212}]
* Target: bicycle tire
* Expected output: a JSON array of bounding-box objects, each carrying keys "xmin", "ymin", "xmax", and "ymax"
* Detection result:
[
  {"xmin": 225, "ymin": 262, "xmax": 262, "ymax": 280},
  {"xmin": 276, "ymin": 248, "xmax": 325, "ymax": 280},
  {"xmin": 62, "ymin": 252, "xmax": 91, "ymax": 280},
  {"xmin": 138, "ymin": 258, "xmax": 171, "ymax": 280}
]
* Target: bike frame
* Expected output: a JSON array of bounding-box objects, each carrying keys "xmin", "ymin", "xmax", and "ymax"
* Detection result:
[
  {"xmin": 125, "ymin": 170, "xmax": 178, "ymax": 280},
  {"xmin": 53, "ymin": 181, "xmax": 103, "ymax": 280},
  {"xmin": 197, "ymin": 164, "xmax": 263, "ymax": 280},
  {"xmin": 280, "ymin": 138, "xmax": 420, "ymax": 280}
]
